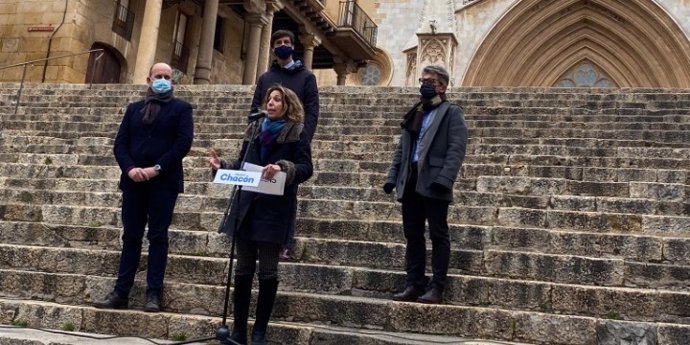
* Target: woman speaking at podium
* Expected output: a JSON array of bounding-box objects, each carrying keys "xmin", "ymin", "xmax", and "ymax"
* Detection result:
[{"xmin": 209, "ymin": 84, "xmax": 313, "ymax": 345}]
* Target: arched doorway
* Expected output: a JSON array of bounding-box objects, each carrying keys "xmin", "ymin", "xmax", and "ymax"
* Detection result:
[
  {"xmin": 463, "ymin": 0, "xmax": 690, "ymax": 87},
  {"xmin": 85, "ymin": 43, "xmax": 125, "ymax": 84}
]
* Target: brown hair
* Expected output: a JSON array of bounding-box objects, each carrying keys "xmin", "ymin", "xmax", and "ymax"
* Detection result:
[
  {"xmin": 264, "ymin": 84, "xmax": 304, "ymax": 124},
  {"xmin": 271, "ymin": 30, "xmax": 294, "ymax": 46}
]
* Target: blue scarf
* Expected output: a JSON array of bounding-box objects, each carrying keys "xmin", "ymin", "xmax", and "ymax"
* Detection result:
[{"xmin": 259, "ymin": 118, "xmax": 287, "ymax": 163}]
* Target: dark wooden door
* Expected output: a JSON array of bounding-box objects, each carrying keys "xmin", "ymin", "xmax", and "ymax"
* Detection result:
[{"xmin": 85, "ymin": 43, "xmax": 122, "ymax": 84}]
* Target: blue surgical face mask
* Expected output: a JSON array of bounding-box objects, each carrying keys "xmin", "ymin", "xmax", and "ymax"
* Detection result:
[
  {"xmin": 274, "ymin": 45, "xmax": 294, "ymax": 60},
  {"xmin": 420, "ymin": 83, "xmax": 437, "ymax": 99},
  {"xmin": 151, "ymin": 79, "xmax": 172, "ymax": 94}
]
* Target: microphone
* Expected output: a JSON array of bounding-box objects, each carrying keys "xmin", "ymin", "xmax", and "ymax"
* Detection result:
[{"xmin": 248, "ymin": 110, "xmax": 267, "ymax": 122}]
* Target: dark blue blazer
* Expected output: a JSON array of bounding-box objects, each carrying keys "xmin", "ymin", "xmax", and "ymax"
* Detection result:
[{"xmin": 113, "ymin": 98, "xmax": 194, "ymax": 193}]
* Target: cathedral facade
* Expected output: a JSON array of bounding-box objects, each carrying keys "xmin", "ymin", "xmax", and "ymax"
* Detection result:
[
  {"xmin": 371, "ymin": 0, "xmax": 690, "ymax": 88},
  {"xmin": 1, "ymin": 0, "xmax": 689, "ymax": 88}
]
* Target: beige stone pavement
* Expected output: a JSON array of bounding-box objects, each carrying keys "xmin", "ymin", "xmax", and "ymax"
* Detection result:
[{"xmin": 0, "ymin": 324, "xmax": 530, "ymax": 345}]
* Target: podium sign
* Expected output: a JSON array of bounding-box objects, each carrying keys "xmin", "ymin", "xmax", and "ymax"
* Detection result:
[{"xmin": 213, "ymin": 169, "xmax": 261, "ymax": 187}]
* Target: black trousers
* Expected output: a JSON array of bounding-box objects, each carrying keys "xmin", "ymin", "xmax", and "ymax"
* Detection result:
[
  {"xmin": 114, "ymin": 186, "xmax": 178, "ymax": 298},
  {"xmin": 235, "ymin": 237, "xmax": 282, "ymax": 280},
  {"xmin": 401, "ymin": 164, "xmax": 451, "ymax": 291}
]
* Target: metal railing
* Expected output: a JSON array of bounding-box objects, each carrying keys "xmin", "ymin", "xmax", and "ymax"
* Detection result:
[
  {"xmin": 338, "ymin": 0, "xmax": 377, "ymax": 47},
  {"xmin": 0, "ymin": 49, "xmax": 104, "ymax": 114},
  {"xmin": 171, "ymin": 40, "xmax": 190, "ymax": 73},
  {"xmin": 112, "ymin": 1, "xmax": 135, "ymax": 40}
]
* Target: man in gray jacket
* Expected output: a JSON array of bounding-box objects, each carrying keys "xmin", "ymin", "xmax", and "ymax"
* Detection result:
[{"xmin": 383, "ymin": 65, "xmax": 468, "ymax": 304}]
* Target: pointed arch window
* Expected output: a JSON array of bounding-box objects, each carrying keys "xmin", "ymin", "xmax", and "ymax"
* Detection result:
[{"xmin": 556, "ymin": 60, "xmax": 617, "ymax": 88}]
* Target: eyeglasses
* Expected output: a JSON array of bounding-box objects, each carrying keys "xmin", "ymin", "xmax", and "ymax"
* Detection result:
[{"xmin": 419, "ymin": 78, "xmax": 440, "ymax": 86}]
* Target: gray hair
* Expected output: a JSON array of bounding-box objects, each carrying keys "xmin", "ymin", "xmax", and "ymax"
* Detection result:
[{"xmin": 422, "ymin": 65, "xmax": 450, "ymax": 86}]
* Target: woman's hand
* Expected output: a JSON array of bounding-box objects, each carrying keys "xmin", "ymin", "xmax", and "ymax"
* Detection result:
[
  {"xmin": 209, "ymin": 148, "xmax": 221, "ymax": 170},
  {"xmin": 262, "ymin": 164, "xmax": 282, "ymax": 180}
]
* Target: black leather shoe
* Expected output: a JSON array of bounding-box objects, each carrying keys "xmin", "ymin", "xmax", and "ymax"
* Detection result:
[
  {"xmin": 94, "ymin": 291, "xmax": 128, "ymax": 309},
  {"xmin": 417, "ymin": 288, "xmax": 443, "ymax": 304},
  {"xmin": 143, "ymin": 294, "xmax": 161, "ymax": 312},
  {"xmin": 392, "ymin": 286, "xmax": 422, "ymax": 302},
  {"xmin": 226, "ymin": 329, "xmax": 247, "ymax": 345},
  {"xmin": 251, "ymin": 330, "xmax": 267, "ymax": 345}
]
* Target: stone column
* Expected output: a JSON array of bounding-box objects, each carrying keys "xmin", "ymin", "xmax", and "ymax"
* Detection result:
[
  {"xmin": 334, "ymin": 58, "xmax": 356, "ymax": 85},
  {"xmin": 242, "ymin": 14, "xmax": 268, "ymax": 84},
  {"xmin": 132, "ymin": 0, "xmax": 163, "ymax": 83},
  {"xmin": 193, "ymin": 0, "xmax": 220, "ymax": 84},
  {"xmin": 256, "ymin": 1, "xmax": 282, "ymax": 79},
  {"xmin": 299, "ymin": 32, "xmax": 321, "ymax": 70}
]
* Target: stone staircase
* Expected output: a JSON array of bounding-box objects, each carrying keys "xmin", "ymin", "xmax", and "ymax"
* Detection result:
[{"xmin": 0, "ymin": 84, "xmax": 689, "ymax": 345}]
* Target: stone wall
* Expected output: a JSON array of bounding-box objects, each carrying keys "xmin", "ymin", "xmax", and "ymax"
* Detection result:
[{"xmin": 0, "ymin": 0, "xmax": 247, "ymax": 84}]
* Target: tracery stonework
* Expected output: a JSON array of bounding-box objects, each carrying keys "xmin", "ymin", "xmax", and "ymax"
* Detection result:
[
  {"xmin": 556, "ymin": 60, "xmax": 617, "ymax": 87},
  {"xmin": 406, "ymin": 52, "xmax": 417, "ymax": 87},
  {"xmin": 420, "ymin": 39, "xmax": 446, "ymax": 65}
]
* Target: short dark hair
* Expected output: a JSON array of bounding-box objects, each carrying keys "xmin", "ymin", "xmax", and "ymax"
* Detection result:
[
  {"xmin": 422, "ymin": 65, "xmax": 450, "ymax": 86},
  {"xmin": 271, "ymin": 29, "xmax": 295, "ymax": 45}
]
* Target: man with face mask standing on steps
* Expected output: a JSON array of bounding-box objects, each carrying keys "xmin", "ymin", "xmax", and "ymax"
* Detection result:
[
  {"xmin": 383, "ymin": 65, "xmax": 468, "ymax": 305},
  {"xmin": 95, "ymin": 62, "xmax": 194, "ymax": 313},
  {"xmin": 250, "ymin": 29, "xmax": 319, "ymax": 260}
]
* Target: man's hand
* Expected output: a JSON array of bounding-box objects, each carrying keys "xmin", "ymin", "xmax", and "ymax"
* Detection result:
[
  {"xmin": 142, "ymin": 167, "xmax": 160, "ymax": 180},
  {"xmin": 431, "ymin": 182, "xmax": 450, "ymax": 193},
  {"xmin": 383, "ymin": 182, "xmax": 395, "ymax": 194},
  {"xmin": 209, "ymin": 148, "xmax": 221, "ymax": 170},
  {"xmin": 127, "ymin": 168, "xmax": 147, "ymax": 182}
]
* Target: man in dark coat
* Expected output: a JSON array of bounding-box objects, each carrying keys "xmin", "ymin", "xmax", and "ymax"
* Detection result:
[
  {"xmin": 251, "ymin": 29, "xmax": 320, "ymax": 259},
  {"xmin": 95, "ymin": 62, "xmax": 194, "ymax": 312},
  {"xmin": 384, "ymin": 65, "xmax": 468, "ymax": 304},
  {"xmin": 251, "ymin": 30, "xmax": 319, "ymax": 142}
]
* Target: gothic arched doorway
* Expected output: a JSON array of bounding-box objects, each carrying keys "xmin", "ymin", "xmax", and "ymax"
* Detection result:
[
  {"xmin": 462, "ymin": 0, "xmax": 690, "ymax": 87},
  {"xmin": 85, "ymin": 43, "xmax": 125, "ymax": 84}
]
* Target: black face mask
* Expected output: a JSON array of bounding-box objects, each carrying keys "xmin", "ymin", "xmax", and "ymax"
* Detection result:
[
  {"xmin": 420, "ymin": 83, "xmax": 437, "ymax": 99},
  {"xmin": 274, "ymin": 45, "xmax": 293, "ymax": 59}
]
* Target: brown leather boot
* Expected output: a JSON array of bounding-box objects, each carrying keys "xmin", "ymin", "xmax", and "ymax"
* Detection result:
[
  {"xmin": 417, "ymin": 288, "xmax": 443, "ymax": 304},
  {"xmin": 392, "ymin": 286, "xmax": 422, "ymax": 302}
]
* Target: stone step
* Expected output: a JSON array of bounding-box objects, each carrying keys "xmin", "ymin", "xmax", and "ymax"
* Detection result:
[
  {"xmin": 0, "ymin": 296, "xmax": 636, "ymax": 345},
  {"xmin": 3, "ymin": 195, "xmax": 688, "ymax": 236},
  {"xmin": 5, "ymin": 113, "xmax": 690, "ymax": 134},
  {"xmin": 5, "ymin": 126, "xmax": 690, "ymax": 147},
  {"xmin": 0, "ymin": 154, "xmax": 690, "ymax": 190},
  {"xmin": 2, "ymin": 215, "xmax": 689, "ymax": 269},
  {"xmin": 1, "ymin": 181, "xmax": 687, "ymax": 219},
  {"xmin": 9, "ymin": 95, "xmax": 690, "ymax": 113},
  {"xmin": 0, "ymin": 320, "xmax": 518, "ymax": 345},
  {"xmin": 2, "ymin": 226, "xmax": 689, "ymax": 290},
  {"xmin": 2, "ymin": 246, "xmax": 690, "ymax": 325},
  {"xmin": 5, "ymin": 110, "xmax": 690, "ymax": 128},
  {"xmin": 4, "ymin": 135, "xmax": 690, "ymax": 160}
]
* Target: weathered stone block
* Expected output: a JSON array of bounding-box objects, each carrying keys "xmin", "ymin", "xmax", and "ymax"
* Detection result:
[
  {"xmin": 552, "ymin": 285, "xmax": 658, "ymax": 319},
  {"xmin": 624, "ymin": 262, "xmax": 690, "ymax": 290},
  {"xmin": 512, "ymin": 312, "xmax": 596, "ymax": 345},
  {"xmin": 658, "ymin": 324, "xmax": 690, "ymax": 345},
  {"xmin": 642, "ymin": 216, "xmax": 690, "ymax": 236},
  {"xmin": 547, "ymin": 210, "xmax": 642, "ymax": 233},
  {"xmin": 498, "ymin": 208, "xmax": 546, "ymax": 228},
  {"xmin": 389, "ymin": 303, "xmax": 514, "ymax": 339},
  {"xmin": 596, "ymin": 320, "xmax": 657, "ymax": 345},
  {"xmin": 630, "ymin": 183, "xmax": 686, "ymax": 202},
  {"xmin": 82, "ymin": 308, "xmax": 168, "ymax": 338}
]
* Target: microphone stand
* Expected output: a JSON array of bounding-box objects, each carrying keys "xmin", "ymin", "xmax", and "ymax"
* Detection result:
[{"xmin": 214, "ymin": 116, "xmax": 262, "ymax": 344}]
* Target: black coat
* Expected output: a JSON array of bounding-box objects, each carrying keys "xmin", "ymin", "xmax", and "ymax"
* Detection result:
[
  {"xmin": 220, "ymin": 119, "xmax": 313, "ymax": 244},
  {"xmin": 251, "ymin": 60, "xmax": 319, "ymax": 141},
  {"xmin": 113, "ymin": 98, "xmax": 194, "ymax": 193}
]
